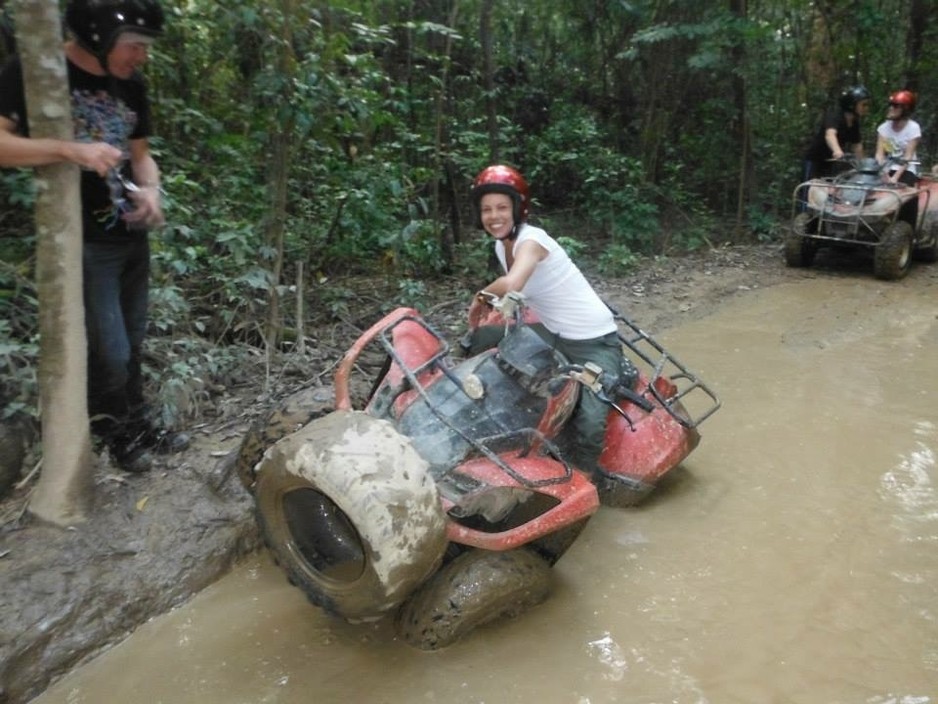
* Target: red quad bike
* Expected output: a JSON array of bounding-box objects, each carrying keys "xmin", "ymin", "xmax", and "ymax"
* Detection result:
[
  {"xmin": 242, "ymin": 293, "xmax": 720, "ymax": 650},
  {"xmin": 787, "ymin": 157, "xmax": 938, "ymax": 280}
]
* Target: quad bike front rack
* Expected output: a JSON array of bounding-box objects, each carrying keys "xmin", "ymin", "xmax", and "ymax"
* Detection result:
[{"xmin": 362, "ymin": 313, "xmax": 576, "ymax": 490}]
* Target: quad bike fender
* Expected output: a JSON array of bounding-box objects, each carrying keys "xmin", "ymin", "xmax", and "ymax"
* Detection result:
[
  {"xmin": 443, "ymin": 452, "xmax": 599, "ymax": 551},
  {"xmin": 917, "ymin": 176, "xmax": 938, "ymax": 230},
  {"xmin": 598, "ymin": 373, "xmax": 700, "ymax": 485},
  {"xmin": 335, "ymin": 307, "xmax": 445, "ymax": 412}
]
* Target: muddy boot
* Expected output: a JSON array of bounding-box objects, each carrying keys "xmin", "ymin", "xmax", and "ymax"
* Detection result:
[
  {"xmin": 148, "ymin": 429, "xmax": 191, "ymax": 454},
  {"xmin": 125, "ymin": 408, "xmax": 191, "ymax": 455},
  {"xmin": 107, "ymin": 436, "xmax": 154, "ymax": 473}
]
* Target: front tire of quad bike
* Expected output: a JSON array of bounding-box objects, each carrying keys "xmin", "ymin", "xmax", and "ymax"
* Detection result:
[
  {"xmin": 254, "ymin": 410, "xmax": 448, "ymax": 621},
  {"xmin": 913, "ymin": 222, "xmax": 938, "ymax": 263},
  {"xmin": 784, "ymin": 213, "xmax": 818, "ymax": 268},
  {"xmin": 874, "ymin": 221, "xmax": 913, "ymax": 280},
  {"xmin": 527, "ymin": 517, "xmax": 591, "ymax": 565},
  {"xmin": 395, "ymin": 547, "xmax": 552, "ymax": 650}
]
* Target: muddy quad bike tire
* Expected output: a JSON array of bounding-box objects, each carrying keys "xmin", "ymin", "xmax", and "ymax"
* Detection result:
[
  {"xmin": 395, "ymin": 547, "xmax": 552, "ymax": 650},
  {"xmin": 913, "ymin": 222, "xmax": 938, "ymax": 263},
  {"xmin": 874, "ymin": 220, "xmax": 913, "ymax": 280},
  {"xmin": 254, "ymin": 410, "xmax": 448, "ymax": 621},
  {"xmin": 784, "ymin": 213, "xmax": 819, "ymax": 268},
  {"xmin": 527, "ymin": 518, "xmax": 591, "ymax": 565},
  {"xmin": 235, "ymin": 386, "xmax": 334, "ymax": 491}
]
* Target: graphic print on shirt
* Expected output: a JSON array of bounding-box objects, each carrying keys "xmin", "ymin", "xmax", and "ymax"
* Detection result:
[{"xmin": 71, "ymin": 88, "xmax": 138, "ymax": 225}]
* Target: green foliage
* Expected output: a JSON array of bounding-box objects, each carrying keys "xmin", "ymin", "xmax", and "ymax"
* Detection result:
[
  {"xmin": 144, "ymin": 337, "xmax": 244, "ymax": 428},
  {"xmin": 523, "ymin": 104, "xmax": 665, "ymax": 252},
  {"xmin": 452, "ymin": 237, "xmax": 497, "ymax": 283},
  {"xmin": 598, "ymin": 243, "xmax": 640, "ymax": 275},
  {"xmin": 0, "ymin": 265, "xmax": 38, "ymax": 421},
  {"xmin": 4, "ymin": 0, "xmax": 938, "ymax": 425},
  {"xmin": 554, "ymin": 235, "xmax": 588, "ymax": 262},
  {"xmin": 745, "ymin": 205, "xmax": 784, "ymax": 243},
  {"xmin": 319, "ymin": 284, "xmax": 357, "ymax": 321},
  {"xmin": 395, "ymin": 278, "xmax": 428, "ymax": 309},
  {"xmin": 0, "ymin": 169, "xmax": 35, "ymax": 208}
]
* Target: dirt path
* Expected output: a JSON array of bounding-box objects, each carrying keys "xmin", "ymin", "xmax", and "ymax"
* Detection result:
[{"xmin": 0, "ymin": 243, "xmax": 821, "ymax": 703}]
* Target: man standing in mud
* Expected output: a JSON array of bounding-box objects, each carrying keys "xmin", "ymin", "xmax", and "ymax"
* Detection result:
[{"xmin": 0, "ymin": 0, "xmax": 187, "ymax": 472}]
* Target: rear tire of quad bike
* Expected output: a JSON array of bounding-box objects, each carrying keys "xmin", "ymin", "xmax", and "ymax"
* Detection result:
[
  {"xmin": 395, "ymin": 548, "xmax": 552, "ymax": 650},
  {"xmin": 594, "ymin": 472, "xmax": 656, "ymax": 508},
  {"xmin": 236, "ymin": 385, "xmax": 334, "ymax": 492},
  {"xmin": 784, "ymin": 213, "xmax": 818, "ymax": 268},
  {"xmin": 913, "ymin": 222, "xmax": 938, "ymax": 263},
  {"xmin": 254, "ymin": 410, "xmax": 448, "ymax": 621},
  {"xmin": 874, "ymin": 221, "xmax": 913, "ymax": 280}
]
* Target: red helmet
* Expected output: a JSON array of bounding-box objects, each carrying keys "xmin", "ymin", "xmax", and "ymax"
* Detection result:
[
  {"xmin": 471, "ymin": 165, "xmax": 530, "ymax": 229},
  {"xmin": 888, "ymin": 90, "xmax": 917, "ymax": 113}
]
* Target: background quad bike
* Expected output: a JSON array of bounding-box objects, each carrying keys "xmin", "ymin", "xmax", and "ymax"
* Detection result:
[
  {"xmin": 232, "ymin": 299, "xmax": 717, "ymax": 650},
  {"xmin": 787, "ymin": 158, "xmax": 938, "ymax": 280}
]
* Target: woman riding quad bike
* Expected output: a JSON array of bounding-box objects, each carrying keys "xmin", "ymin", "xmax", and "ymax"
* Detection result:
[{"xmin": 230, "ymin": 288, "xmax": 719, "ymax": 650}]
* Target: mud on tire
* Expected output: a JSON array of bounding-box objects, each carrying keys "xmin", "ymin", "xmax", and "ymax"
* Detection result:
[
  {"xmin": 784, "ymin": 213, "xmax": 818, "ymax": 268},
  {"xmin": 913, "ymin": 222, "xmax": 938, "ymax": 263},
  {"xmin": 874, "ymin": 221, "xmax": 913, "ymax": 280},
  {"xmin": 395, "ymin": 548, "xmax": 552, "ymax": 650},
  {"xmin": 236, "ymin": 386, "xmax": 334, "ymax": 491},
  {"xmin": 254, "ymin": 410, "xmax": 447, "ymax": 621}
]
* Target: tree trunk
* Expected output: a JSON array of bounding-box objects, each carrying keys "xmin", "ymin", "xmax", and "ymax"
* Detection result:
[
  {"xmin": 730, "ymin": 0, "xmax": 751, "ymax": 238},
  {"xmin": 905, "ymin": 0, "xmax": 928, "ymax": 90},
  {"xmin": 432, "ymin": 2, "xmax": 458, "ymax": 271},
  {"xmin": 264, "ymin": 128, "xmax": 289, "ymax": 352},
  {"xmin": 480, "ymin": 0, "xmax": 497, "ymax": 162},
  {"xmin": 263, "ymin": 1, "xmax": 297, "ymax": 353},
  {"xmin": 17, "ymin": 0, "xmax": 95, "ymax": 524}
]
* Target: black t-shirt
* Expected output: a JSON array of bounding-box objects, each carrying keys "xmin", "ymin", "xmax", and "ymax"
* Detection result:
[
  {"xmin": 804, "ymin": 108, "xmax": 862, "ymax": 164},
  {"xmin": 0, "ymin": 55, "xmax": 152, "ymax": 240}
]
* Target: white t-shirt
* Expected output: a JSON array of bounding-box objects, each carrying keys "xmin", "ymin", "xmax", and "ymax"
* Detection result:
[
  {"xmin": 495, "ymin": 224, "xmax": 616, "ymax": 340},
  {"xmin": 877, "ymin": 119, "xmax": 922, "ymax": 175}
]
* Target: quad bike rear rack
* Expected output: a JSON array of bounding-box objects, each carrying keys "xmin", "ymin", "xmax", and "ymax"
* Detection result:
[{"xmin": 605, "ymin": 303, "xmax": 721, "ymax": 429}]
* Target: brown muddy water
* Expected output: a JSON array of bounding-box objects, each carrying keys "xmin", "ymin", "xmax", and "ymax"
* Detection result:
[{"xmin": 32, "ymin": 276, "xmax": 938, "ymax": 704}]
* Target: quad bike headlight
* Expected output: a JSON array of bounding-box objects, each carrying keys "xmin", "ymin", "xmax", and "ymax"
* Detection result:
[{"xmin": 449, "ymin": 486, "xmax": 535, "ymax": 524}]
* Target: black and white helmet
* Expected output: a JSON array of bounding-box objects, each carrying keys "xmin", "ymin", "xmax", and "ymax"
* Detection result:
[
  {"xmin": 839, "ymin": 85, "xmax": 871, "ymax": 113},
  {"xmin": 65, "ymin": 0, "xmax": 164, "ymax": 66}
]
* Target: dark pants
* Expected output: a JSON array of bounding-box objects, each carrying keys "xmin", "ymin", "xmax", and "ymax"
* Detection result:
[
  {"xmin": 469, "ymin": 324, "xmax": 623, "ymax": 472},
  {"xmin": 83, "ymin": 237, "xmax": 150, "ymax": 439}
]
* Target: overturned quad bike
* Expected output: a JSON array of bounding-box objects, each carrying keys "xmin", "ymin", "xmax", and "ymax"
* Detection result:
[
  {"xmin": 235, "ymin": 293, "xmax": 720, "ymax": 649},
  {"xmin": 787, "ymin": 157, "xmax": 938, "ymax": 280}
]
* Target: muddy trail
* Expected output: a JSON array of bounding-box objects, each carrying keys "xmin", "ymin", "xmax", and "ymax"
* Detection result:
[{"xmin": 0, "ymin": 243, "xmax": 912, "ymax": 703}]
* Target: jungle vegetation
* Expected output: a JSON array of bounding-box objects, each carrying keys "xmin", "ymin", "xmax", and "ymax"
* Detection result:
[{"xmin": 1, "ymin": 0, "xmax": 936, "ymax": 431}]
